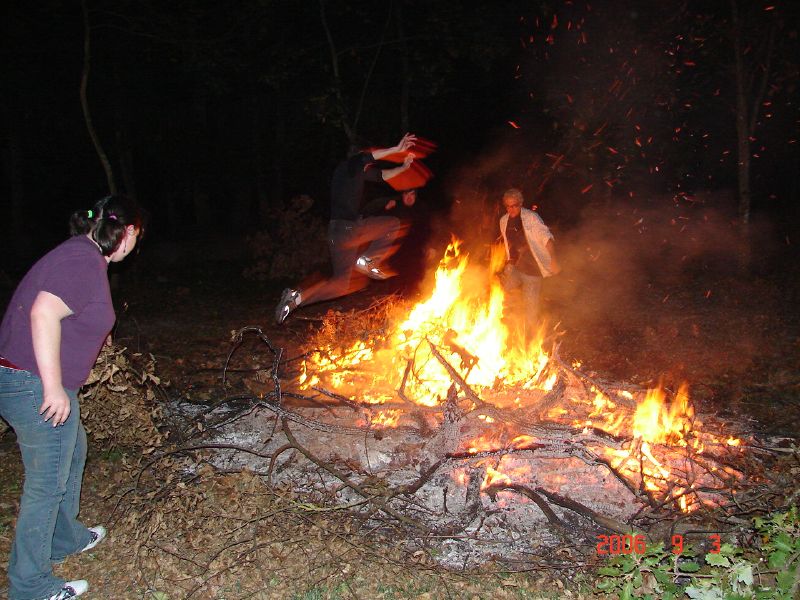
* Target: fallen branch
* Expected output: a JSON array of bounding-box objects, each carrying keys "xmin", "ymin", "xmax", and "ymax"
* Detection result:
[
  {"xmin": 281, "ymin": 418, "xmax": 427, "ymax": 530},
  {"xmin": 484, "ymin": 482, "xmax": 566, "ymax": 532},
  {"xmin": 535, "ymin": 486, "xmax": 633, "ymax": 534}
]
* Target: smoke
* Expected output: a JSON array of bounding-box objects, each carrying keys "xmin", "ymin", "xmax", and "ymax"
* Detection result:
[
  {"xmin": 419, "ymin": 138, "xmax": 782, "ymax": 384},
  {"xmin": 550, "ymin": 191, "xmax": 744, "ymax": 323},
  {"xmin": 399, "ymin": 1, "xmax": 791, "ymax": 387}
]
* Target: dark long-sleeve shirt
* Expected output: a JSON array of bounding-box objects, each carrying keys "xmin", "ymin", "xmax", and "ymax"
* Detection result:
[{"xmin": 329, "ymin": 153, "xmax": 382, "ymax": 221}]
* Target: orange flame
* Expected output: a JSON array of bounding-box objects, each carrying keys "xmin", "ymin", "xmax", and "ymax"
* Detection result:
[
  {"xmin": 632, "ymin": 382, "xmax": 693, "ymax": 445},
  {"xmin": 296, "ymin": 238, "xmax": 742, "ymax": 516},
  {"xmin": 301, "ymin": 237, "xmax": 556, "ymax": 406},
  {"xmin": 483, "ymin": 465, "xmax": 512, "ymax": 489}
]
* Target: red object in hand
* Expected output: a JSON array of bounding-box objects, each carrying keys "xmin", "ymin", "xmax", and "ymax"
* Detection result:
[
  {"xmin": 385, "ymin": 160, "xmax": 433, "ymax": 191},
  {"xmin": 375, "ymin": 136, "xmax": 438, "ymax": 163}
]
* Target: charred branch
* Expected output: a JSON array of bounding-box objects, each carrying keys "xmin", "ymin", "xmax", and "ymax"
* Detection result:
[
  {"xmin": 534, "ymin": 487, "xmax": 633, "ymax": 535},
  {"xmin": 280, "ymin": 418, "xmax": 426, "ymax": 530},
  {"xmin": 484, "ymin": 483, "xmax": 566, "ymax": 532}
]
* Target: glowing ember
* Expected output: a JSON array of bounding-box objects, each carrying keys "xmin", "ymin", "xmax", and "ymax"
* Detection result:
[
  {"xmin": 370, "ymin": 409, "xmax": 401, "ymax": 428},
  {"xmin": 483, "ymin": 465, "xmax": 512, "ymax": 489}
]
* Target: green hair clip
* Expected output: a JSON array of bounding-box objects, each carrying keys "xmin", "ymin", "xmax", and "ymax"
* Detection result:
[{"xmin": 87, "ymin": 209, "xmax": 94, "ymax": 219}]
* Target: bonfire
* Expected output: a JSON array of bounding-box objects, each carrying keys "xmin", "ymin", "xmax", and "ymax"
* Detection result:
[{"xmin": 192, "ymin": 237, "xmax": 766, "ymax": 567}]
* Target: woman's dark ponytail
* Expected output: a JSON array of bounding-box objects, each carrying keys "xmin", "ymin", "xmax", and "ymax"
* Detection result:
[
  {"xmin": 69, "ymin": 208, "xmax": 97, "ymax": 236},
  {"xmin": 69, "ymin": 195, "xmax": 146, "ymax": 256}
]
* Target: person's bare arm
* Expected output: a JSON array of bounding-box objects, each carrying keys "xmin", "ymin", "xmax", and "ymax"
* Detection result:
[
  {"xmin": 30, "ymin": 290, "xmax": 73, "ymax": 426},
  {"xmin": 371, "ymin": 133, "xmax": 417, "ymax": 161},
  {"xmin": 381, "ymin": 155, "xmax": 414, "ymax": 182}
]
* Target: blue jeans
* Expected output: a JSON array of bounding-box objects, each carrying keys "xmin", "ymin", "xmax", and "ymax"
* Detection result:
[
  {"xmin": 302, "ymin": 217, "xmax": 407, "ymax": 306},
  {"xmin": 0, "ymin": 366, "xmax": 93, "ymax": 600},
  {"xmin": 328, "ymin": 216, "xmax": 407, "ymax": 279}
]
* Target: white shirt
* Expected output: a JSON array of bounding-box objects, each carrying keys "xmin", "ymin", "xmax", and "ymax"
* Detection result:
[{"xmin": 499, "ymin": 208, "xmax": 556, "ymax": 277}]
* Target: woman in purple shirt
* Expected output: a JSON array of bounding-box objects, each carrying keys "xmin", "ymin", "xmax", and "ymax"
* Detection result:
[{"xmin": 0, "ymin": 195, "xmax": 144, "ymax": 600}]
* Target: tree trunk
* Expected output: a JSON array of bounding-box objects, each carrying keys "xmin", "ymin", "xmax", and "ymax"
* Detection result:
[
  {"xmin": 269, "ymin": 91, "xmax": 286, "ymax": 213},
  {"xmin": 252, "ymin": 95, "xmax": 268, "ymax": 226},
  {"xmin": 113, "ymin": 73, "xmax": 137, "ymax": 202},
  {"xmin": 163, "ymin": 107, "xmax": 181, "ymax": 237},
  {"xmin": 191, "ymin": 95, "xmax": 212, "ymax": 230},
  {"xmin": 730, "ymin": 0, "xmax": 752, "ymax": 273},
  {"xmin": 396, "ymin": 2, "xmax": 411, "ymax": 132},
  {"xmin": 319, "ymin": 0, "xmax": 355, "ymax": 142},
  {"xmin": 116, "ymin": 126, "xmax": 137, "ymax": 202},
  {"xmin": 320, "ymin": 1, "xmax": 394, "ymax": 143},
  {"xmin": 731, "ymin": 0, "xmax": 750, "ymax": 226},
  {"xmin": 80, "ymin": 0, "xmax": 116, "ymax": 195},
  {"xmin": 1, "ymin": 98, "xmax": 28, "ymax": 266}
]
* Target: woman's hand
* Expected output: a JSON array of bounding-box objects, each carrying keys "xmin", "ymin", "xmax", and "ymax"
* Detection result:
[{"xmin": 40, "ymin": 387, "xmax": 71, "ymax": 426}]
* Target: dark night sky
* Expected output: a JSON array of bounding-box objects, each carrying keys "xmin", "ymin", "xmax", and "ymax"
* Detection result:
[{"xmin": 2, "ymin": 0, "xmax": 798, "ymax": 271}]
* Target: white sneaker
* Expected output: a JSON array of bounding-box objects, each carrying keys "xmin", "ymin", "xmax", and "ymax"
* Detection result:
[
  {"xmin": 275, "ymin": 288, "xmax": 301, "ymax": 324},
  {"xmin": 79, "ymin": 525, "xmax": 107, "ymax": 553},
  {"xmin": 46, "ymin": 580, "xmax": 89, "ymax": 600},
  {"xmin": 354, "ymin": 256, "xmax": 394, "ymax": 280}
]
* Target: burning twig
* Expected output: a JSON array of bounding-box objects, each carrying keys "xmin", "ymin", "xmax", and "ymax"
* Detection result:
[
  {"xmin": 590, "ymin": 452, "xmax": 655, "ymax": 505},
  {"xmin": 551, "ymin": 353, "xmax": 639, "ymax": 409},
  {"xmin": 252, "ymin": 397, "xmax": 397, "ymax": 436},
  {"xmin": 427, "ymin": 339, "xmax": 484, "ymax": 408},
  {"xmin": 442, "ymin": 329, "xmax": 478, "ymax": 375},
  {"xmin": 311, "ymin": 385, "xmax": 367, "ymax": 410},
  {"xmin": 432, "ymin": 467, "xmax": 486, "ymax": 536},
  {"xmin": 528, "ymin": 373, "xmax": 567, "ymax": 418}
]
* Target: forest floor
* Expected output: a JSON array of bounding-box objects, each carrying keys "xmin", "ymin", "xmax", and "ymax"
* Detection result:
[{"xmin": 1, "ymin": 244, "xmax": 799, "ymax": 599}]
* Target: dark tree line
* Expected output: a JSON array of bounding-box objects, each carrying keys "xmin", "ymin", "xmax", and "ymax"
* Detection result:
[
  {"xmin": 513, "ymin": 1, "xmax": 798, "ymax": 221},
  {"xmin": 2, "ymin": 1, "xmax": 524, "ymax": 266},
  {"xmin": 1, "ymin": 0, "xmax": 797, "ymax": 271}
]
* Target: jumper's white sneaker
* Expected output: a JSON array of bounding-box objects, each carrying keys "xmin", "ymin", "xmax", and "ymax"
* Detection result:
[
  {"xmin": 46, "ymin": 580, "xmax": 89, "ymax": 600},
  {"xmin": 354, "ymin": 256, "xmax": 394, "ymax": 280},
  {"xmin": 79, "ymin": 525, "xmax": 107, "ymax": 553},
  {"xmin": 275, "ymin": 288, "xmax": 301, "ymax": 324}
]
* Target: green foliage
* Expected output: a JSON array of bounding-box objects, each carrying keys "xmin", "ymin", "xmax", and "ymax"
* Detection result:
[
  {"xmin": 99, "ymin": 447, "xmax": 126, "ymax": 462},
  {"xmin": 595, "ymin": 509, "xmax": 800, "ymax": 599}
]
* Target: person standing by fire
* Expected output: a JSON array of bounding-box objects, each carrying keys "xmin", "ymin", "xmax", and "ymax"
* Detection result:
[
  {"xmin": 498, "ymin": 187, "xmax": 560, "ymax": 341},
  {"xmin": 275, "ymin": 133, "xmax": 433, "ymax": 324},
  {"xmin": 0, "ymin": 195, "xmax": 145, "ymax": 600}
]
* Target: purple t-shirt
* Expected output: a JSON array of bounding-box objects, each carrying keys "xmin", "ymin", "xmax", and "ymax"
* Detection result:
[{"xmin": 0, "ymin": 236, "xmax": 115, "ymax": 390}]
